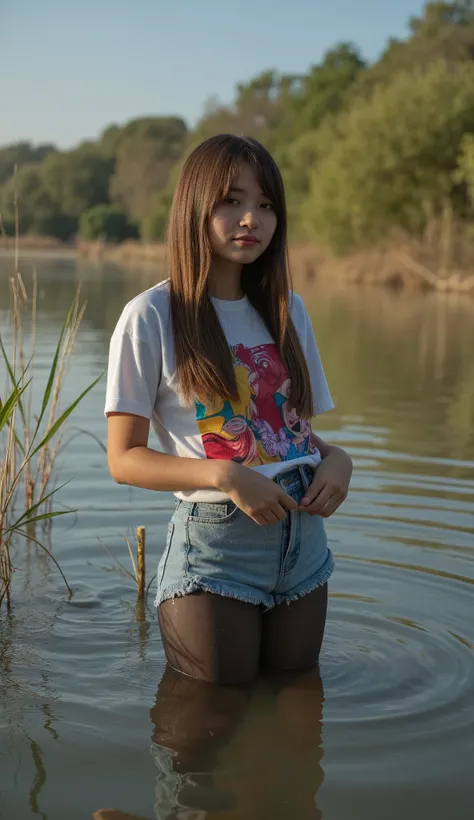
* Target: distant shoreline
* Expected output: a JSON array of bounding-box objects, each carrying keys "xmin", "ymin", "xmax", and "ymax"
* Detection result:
[
  {"xmin": 2, "ymin": 238, "xmax": 474, "ymax": 294},
  {"xmin": 0, "ymin": 236, "xmax": 76, "ymax": 261},
  {"xmin": 0, "ymin": 247, "xmax": 77, "ymax": 261}
]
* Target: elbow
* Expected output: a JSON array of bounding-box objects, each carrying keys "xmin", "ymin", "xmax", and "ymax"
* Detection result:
[
  {"xmin": 108, "ymin": 455, "xmax": 125, "ymax": 484},
  {"xmin": 109, "ymin": 467, "xmax": 124, "ymax": 485},
  {"xmin": 112, "ymin": 474, "xmax": 126, "ymax": 485}
]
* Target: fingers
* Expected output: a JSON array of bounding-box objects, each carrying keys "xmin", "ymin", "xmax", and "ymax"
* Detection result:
[
  {"xmin": 271, "ymin": 501, "xmax": 289, "ymax": 521},
  {"xmin": 254, "ymin": 502, "xmax": 288, "ymax": 526},
  {"xmin": 277, "ymin": 490, "xmax": 298, "ymax": 512},
  {"xmin": 317, "ymin": 496, "xmax": 340, "ymax": 517},
  {"xmin": 307, "ymin": 489, "xmax": 345, "ymax": 517},
  {"xmin": 300, "ymin": 481, "xmax": 331, "ymax": 513},
  {"xmin": 249, "ymin": 483, "xmax": 346, "ymax": 523},
  {"xmin": 299, "ymin": 476, "xmax": 325, "ymax": 508},
  {"xmin": 245, "ymin": 486, "xmax": 298, "ymax": 526},
  {"xmin": 255, "ymin": 514, "xmax": 275, "ymax": 526}
]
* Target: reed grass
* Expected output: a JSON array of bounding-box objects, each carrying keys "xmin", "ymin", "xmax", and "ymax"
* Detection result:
[
  {"xmin": 136, "ymin": 526, "xmax": 146, "ymax": 598},
  {"xmin": 98, "ymin": 526, "xmax": 151, "ymax": 603},
  {"xmin": 0, "ymin": 239, "xmax": 101, "ymax": 609}
]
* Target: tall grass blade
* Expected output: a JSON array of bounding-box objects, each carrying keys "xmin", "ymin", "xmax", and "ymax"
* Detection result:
[
  {"xmin": 30, "ymin": 374, "xmax": 102, "ymax": 459},
  {"xmin": 61, "ymin": 428, "xmax": 107, "ymax": 454},
  {"xmin": 5, "ymin": 510, "xmax": 73, "ymax": 531},
  {"xmin": 97, "ymin": 536, "xmax": 137, "ymax": 582},
  {"xmin": 12, "ymin": 528, "xmax": 72, "ymax": 596},
  {"xmin": 29, "ymin": 313, "xmax": 69, "ymax": 447},
  {"xmin": 0, "ymin": 378, "xmax": 32, "ymax": 431},
  {"xmin": 125, "ymin": 536, "xmax": 138, "ymax": 581},
  {"xmin": 0, "ymin": 335, "xmax": 29, "ymax": 427},
  {"xmin": 8, "ymin": 480, "xmax": 71, "ymax": 531}
]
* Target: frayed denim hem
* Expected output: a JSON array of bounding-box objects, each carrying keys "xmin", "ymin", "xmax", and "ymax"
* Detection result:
[
  {"xmin": 274, "ymin": 549, "xmax": 335, "ymax": 607},
  {"xmin": 154, "ymin": 576, "xmax": 274, "ymax": 610}
]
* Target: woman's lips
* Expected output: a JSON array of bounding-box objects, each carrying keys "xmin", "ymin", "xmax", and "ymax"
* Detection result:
[{"xmin": 233, "ymin": 237, "xmax": 259, "ymax": 246}]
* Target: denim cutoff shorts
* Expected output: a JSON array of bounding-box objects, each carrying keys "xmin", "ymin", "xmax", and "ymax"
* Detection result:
[{"xmin": 154, "ymin": 463, "xmax": 334, "ymax": 610}]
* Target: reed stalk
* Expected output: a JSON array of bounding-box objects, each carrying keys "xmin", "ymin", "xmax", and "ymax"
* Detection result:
[
  {"xmin": 98, "ymin": 526, "xmax": 149, "ymax": 603},
  {"xmin": 0, "ymin": 206, "xmax": 101, "ymax": 608},
  {"xmin": 136, "ymin": 526, "xmax": 146, "ymax": 599}
]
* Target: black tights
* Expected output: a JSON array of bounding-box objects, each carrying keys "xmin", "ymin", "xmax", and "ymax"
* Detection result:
[{"xmin": 158, "ymin": 583, "xmax": 328, "ymax": 684}]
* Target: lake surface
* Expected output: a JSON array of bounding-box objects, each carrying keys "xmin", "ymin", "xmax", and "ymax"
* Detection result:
[{"xmin": 1, "ymin": 254, "xmax": 473, "ymax": 820}]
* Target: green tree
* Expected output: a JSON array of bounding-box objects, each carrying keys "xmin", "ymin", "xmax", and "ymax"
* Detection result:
[
  {"xmin": 99, "ymin": 124, "xmax": 123, "ymax": 156},
  {"xmin": 29, "ymin": 212, "xmax": 78, "ymax": 240},
  {"xmin": 0, "ymin": 165, "xmax": 57, "ymax": 234},
  {"xmin": 141, "ymin": 191, "xmax": 172, "ymax": 240},
  {"xmin": 41, "ymin": 144, "xmax": 114, "ymax": 217},
  {"xmin": 280, "ymin": 44, "xmax": 365, "ymax": 140},
  {"xmin": 304, "ymin": 60, "xmax": 474, "ymax": 251},
  {"xmin": 109, "ymin": 117, "xmax": 187, "ymax": 221},
  {"xmin": 79, "ymin": 204, "xmax": 138, "ymax": 241},
  {"xmin": 270, "ymin": 44, "xmax": 365, "ymax": 237},
  {"xmin": 0, "ymin": 141, "xmax": 57, "ymax": 185},
  {"xmin": 232, "ymin": 70, "xmax": 293, "ymax": 134},
  {"xmin": 356, "ymin": 1, "xmax": 474, "ymax": 95},
  {"xmin": 189, "ymin": 71, "xmax": 303, "ymax": 155},
  {"xmin": 455, "ymin": 133, "xmax": 474, "ymax": 212},
  {"xmin": 410, "ymin": 1, "xmax": 474, "ymax": 34}
]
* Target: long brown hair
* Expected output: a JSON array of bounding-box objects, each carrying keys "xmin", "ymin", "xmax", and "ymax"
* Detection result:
[{"xmin": 168, "ymin": 134, "xmax": 314, "ymax": 418}]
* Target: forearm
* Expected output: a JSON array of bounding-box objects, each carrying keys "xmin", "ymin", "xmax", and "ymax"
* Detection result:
[{"xmin": 109, "ymin": 446, "xmax": 235, "ymax": 493}]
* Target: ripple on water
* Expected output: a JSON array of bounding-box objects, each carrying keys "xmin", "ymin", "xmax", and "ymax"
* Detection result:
[{"xmin": 321, "ymin": 450, "xmax": 474, "ymax": 785}]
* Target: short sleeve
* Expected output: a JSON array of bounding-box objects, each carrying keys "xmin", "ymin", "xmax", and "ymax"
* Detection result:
[
  {"xmin": 104, "ymin": 301, "xmax": 161, "ymax": 420},
  {"xmin": 291, "ymin": 292, "xmax": 334, "ymax": 415}
]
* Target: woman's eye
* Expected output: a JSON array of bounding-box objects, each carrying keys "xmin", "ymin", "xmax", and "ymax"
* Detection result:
[{"xmin": 221, "ymin": 197, "xmax": 273, "ymax": 209}]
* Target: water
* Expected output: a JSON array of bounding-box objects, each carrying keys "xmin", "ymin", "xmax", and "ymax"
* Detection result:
[{"xmin": 1, "ymin": 254, "xmax": 473, "ymax": 820}]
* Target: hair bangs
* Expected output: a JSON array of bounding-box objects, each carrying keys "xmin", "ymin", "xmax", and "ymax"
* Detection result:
[
  {"xmin": 201, "ymin": 136, "xmax": 285, "ymax": 221},
  {"xmin": 241, "ymin": 140, "xmax": 285, "ymax": 219}
]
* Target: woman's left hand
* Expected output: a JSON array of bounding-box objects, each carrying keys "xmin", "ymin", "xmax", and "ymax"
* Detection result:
[{"xmin": 299, "ymin": 447, "xmax": 353, "ymax": 518}]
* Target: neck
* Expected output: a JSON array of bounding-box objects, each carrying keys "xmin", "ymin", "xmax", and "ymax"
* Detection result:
[{"xmin": 207, "ymin": 257, "xmax": 244, "ymax": 301}]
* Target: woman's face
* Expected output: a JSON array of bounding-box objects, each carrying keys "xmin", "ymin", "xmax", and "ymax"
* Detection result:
[{"xmin": 208, "ymin": 164, "xmax": 278, "ymax": 266}]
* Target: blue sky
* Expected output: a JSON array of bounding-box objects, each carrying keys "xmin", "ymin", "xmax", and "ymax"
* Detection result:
[{"xmin": 2, "ymin": 0, "xmax": 427, "ymax": 149}]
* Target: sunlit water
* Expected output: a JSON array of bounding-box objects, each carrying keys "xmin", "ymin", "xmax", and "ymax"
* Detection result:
[{"xmin": 0, "ymin": 255, "xmax": 473, "ymax": 820}]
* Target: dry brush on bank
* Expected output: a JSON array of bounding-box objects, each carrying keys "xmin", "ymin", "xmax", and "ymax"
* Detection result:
[{"xmin": 75, "ymin": 222, "xmax": 474, "ymax": 294}]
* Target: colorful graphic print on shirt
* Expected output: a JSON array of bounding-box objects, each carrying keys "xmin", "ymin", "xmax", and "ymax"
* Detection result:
[{"xmin": 194, "ymin": 342, "xmax": 318, "ymax": 465}]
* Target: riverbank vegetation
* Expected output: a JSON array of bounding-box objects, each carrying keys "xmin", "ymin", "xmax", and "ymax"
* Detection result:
[
  {"xmin": 0, "ymin": 261, "xmax": 100, "ymax": 608},
  {"xmin": 2, "ymin": 2, "xmax": 474, "ymax": 289}
]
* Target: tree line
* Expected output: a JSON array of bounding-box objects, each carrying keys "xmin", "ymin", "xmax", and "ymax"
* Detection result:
[{"xmin": 1, "ymin": 1, "xmax": 474, "ymax": 254}]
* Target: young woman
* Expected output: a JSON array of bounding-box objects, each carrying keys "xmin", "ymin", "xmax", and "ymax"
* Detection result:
[{"xmin": 105, "ymin": 134, "xmax": 352, "ymax": 685}]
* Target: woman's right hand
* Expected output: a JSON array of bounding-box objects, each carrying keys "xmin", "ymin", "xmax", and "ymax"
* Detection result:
[{"xmin": 214, "ymin": 462, "xmax": 297, "ymax": 526}]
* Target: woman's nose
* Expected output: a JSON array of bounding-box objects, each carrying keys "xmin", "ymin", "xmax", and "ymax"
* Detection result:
[{"xmin": 240, "ymin": 210, "xmax": 259, "ymax": 230}]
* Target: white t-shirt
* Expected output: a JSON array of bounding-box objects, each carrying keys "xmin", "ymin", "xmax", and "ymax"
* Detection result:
[{"xmin": 104, "ymin": 279, "xmax": 334, "ymax": 502}]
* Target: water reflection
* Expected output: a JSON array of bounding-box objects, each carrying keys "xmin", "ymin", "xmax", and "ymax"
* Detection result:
[
  {"xmin": 0, "ymin": 605, "xmax": 63, "ymax": 820},
  {"xmin": 149, "ymin": 665, "xmax": 324, "ymax": 819}
]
